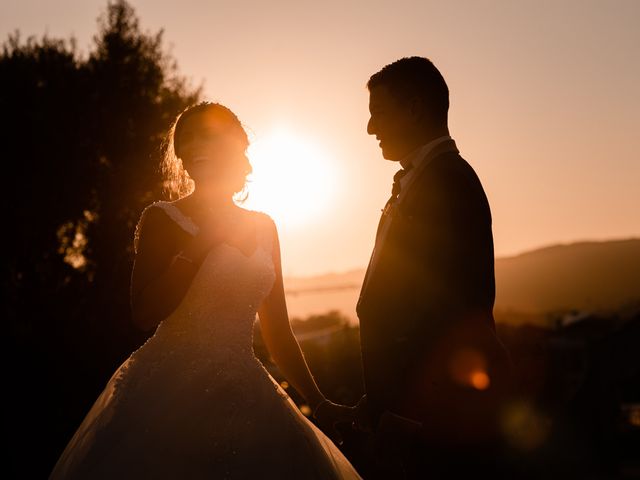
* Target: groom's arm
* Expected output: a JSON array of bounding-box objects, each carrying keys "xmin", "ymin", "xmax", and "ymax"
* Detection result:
[
  {"xmin": 395, "ymin": 163, "xmax": 510, "ymax": 442},
  {"xmin": 406, "ymin": 157, "xmax": 494, "ymax": 325}
]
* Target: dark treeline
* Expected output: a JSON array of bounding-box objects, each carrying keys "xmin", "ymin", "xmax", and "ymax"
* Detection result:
[{"xmin": 3, "ymin": 1, "xmax": 199, "ymax": 476}]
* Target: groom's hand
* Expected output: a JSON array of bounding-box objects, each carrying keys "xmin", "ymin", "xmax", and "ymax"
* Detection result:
[
  {"xmin": 352, "ymin": 394, "xmax": 374, "ymax": 434},
  {"xmin": 313, "ymin": 400, "xmax": 356, "ymax": 446}
]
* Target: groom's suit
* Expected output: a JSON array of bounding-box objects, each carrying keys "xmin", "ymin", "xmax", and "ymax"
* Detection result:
[{"xmin": 357, "ymin": 138, "xmax": 512, "ymax": 457}]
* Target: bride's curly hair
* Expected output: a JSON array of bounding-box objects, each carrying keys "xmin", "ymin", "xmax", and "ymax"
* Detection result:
[{"xmin": 160, "ymin": 102, "xmax": 252, "ymax": 200}]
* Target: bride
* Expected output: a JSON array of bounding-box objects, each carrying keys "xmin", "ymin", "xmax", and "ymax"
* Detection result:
[{"xmin": 50, "ymin": 102, "xmax": 362, "ymax": 479}]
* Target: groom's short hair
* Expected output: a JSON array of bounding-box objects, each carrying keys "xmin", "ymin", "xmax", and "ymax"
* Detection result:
[{"xmin": 367, "ymin": 56, "xmax": 449, "ymax": 126}]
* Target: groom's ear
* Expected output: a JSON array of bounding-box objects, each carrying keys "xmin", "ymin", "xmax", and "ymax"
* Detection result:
[{"xmin": 408, "ymin": 96, "xmax": 427, "ymax": 123}]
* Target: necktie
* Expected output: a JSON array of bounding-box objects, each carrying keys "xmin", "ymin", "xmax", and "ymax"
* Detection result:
[{"xmin": 391, "ymin": 164, "xmax": 413, "ymax": 201}]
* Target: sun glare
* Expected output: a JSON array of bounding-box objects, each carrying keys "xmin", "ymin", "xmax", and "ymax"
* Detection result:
[{"xmin": 244, "ymin": 128, "xmax": 336, "ymax": 227}]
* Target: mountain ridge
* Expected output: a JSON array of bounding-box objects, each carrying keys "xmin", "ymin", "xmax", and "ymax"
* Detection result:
[{"xmin": 283, "ymin": 238, "xmax": 640, "ymax": 322}]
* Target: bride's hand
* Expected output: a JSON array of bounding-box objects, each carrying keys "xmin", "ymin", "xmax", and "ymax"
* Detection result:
[
  {"xmin": 183, "ymin": 210, "xmax": 242, "ymax": 261},
  {"xmin": 312, "ymin": 400, "xmax": 356, "ymax": 446}
]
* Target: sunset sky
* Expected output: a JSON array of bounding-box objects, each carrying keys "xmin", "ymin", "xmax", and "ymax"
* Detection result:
[{"xmin": 3, "ymin": 0, "xmax": 639, "ymax": 276}]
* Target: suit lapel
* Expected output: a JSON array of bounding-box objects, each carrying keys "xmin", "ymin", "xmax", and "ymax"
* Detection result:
[
  {"xmin": 359, "ymin": 209, "xmax": 386, "ymax": 308},
  {"xmin": 375, "ymin": 198, "xmax": 394, "ymax": 240},
  {"xmin": 358, "ymin": 139, "xmax": 460, "ymax": 311},
  {"xmin": 396, "ymin": 139, "xmax": 459, "ymax": 207}
]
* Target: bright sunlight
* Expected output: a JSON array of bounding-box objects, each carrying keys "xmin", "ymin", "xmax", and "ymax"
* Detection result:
[{"xmin": 244, "ymin": 128, "xmax": 336, "ymax": 227}]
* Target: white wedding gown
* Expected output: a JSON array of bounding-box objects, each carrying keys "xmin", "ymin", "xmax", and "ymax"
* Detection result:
[{"xmin": 50, "ymin": 201, "xmax": 361, "ymax": 479}]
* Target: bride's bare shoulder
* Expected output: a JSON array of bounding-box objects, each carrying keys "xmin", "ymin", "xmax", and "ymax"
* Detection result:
[
  {"xmin": 239, "ymin": 209, "xmax": 279, "ymax": 249},
  {"xmin": 243, "ymin": 209, "xmax": 277, "ymax": 230}
]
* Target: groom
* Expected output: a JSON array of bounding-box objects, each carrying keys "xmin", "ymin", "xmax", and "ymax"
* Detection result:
[{"xmin": 352, "ymin": 57, "xmax": 513, "ymax": 478}]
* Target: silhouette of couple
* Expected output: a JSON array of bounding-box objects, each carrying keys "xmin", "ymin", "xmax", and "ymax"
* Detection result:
[{"xmin": 50, "ymin": 57, "xmax": 514, "ymax": 479}]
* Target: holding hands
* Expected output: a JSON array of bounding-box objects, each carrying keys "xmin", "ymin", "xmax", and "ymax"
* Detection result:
[
  {"xmin": 351, "ymin": 394, "xmax": 375, "ymax": 433},
  {"xmin": 312, "ymin": 398, "xmax": 358, "ymax": 446},
  {"xmin": 312, "ymin": 393, "xmax": 376, "ymax": 447}
]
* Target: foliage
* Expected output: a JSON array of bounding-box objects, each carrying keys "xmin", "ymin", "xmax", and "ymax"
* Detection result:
[{"xmin": 2, "ymin": 1, "xmax": 200, "ymax": 476}]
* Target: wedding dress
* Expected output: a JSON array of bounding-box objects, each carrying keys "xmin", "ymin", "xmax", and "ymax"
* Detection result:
[{"xmin": 50, "ymin": 201, "xmax": 361, "ymax": 479}]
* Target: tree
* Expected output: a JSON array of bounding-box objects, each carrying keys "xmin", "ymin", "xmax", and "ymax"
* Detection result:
[{"xmin": 2, "ymin": 1, "xmax": 200, "ymax": 476}]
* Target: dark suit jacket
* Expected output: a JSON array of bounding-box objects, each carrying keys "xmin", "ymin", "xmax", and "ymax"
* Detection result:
[{"xmin": 357, "ymin": 140, "xmax": 513, "ymax": 447}]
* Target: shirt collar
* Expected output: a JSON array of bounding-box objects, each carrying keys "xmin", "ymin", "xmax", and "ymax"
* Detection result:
[{"xmin": 399, "ymin": 135, "xmax": 453, "ymax": 170}]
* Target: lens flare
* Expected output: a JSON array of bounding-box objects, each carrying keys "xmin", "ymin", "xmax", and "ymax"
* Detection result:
[
  {"xmin": 449, "ymin": 348, "xmax": 490, "ymax": 390},
  {"xmin": 500, "ymin": 400, "xmax": 552, "ymax": 451}
]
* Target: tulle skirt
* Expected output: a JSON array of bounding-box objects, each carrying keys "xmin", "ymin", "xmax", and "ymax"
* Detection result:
[{"xmin": 50, "ymin": 350, "xmax": 361, "ymax": 479}]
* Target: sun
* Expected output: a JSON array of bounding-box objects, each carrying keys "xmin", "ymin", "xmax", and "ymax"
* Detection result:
[{"xmin": 243, "ymin": 128, "xmax": 336, "ymax": 227}]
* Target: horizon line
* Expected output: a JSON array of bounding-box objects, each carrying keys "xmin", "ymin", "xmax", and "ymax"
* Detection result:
[{"xmin": 284, "ymin": 236, "xmax": 640, "ymax": 280}]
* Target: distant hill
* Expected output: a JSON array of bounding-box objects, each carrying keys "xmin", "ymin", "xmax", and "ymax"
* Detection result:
[
  {"xmin": 283, "ymin": 238, "xmax": 640, "ymax": 323},
  {"xmin": 494, "ymin": 238, "xmax": 640, "ymax": 313}
]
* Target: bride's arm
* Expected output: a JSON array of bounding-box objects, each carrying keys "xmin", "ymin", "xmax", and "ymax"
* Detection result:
[
  {"xmin": 130, "ymin": 207, "xmax": 220, "ymax": 331},
  {"xmin": 257, "ymin": 219, "xmax": 327, "ymax": 413}
]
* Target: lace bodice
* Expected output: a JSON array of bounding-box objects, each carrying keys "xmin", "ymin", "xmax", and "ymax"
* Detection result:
[
  {"xmin": 116, "ymin": 201, "xmax": 277, "ymax": 401},
  {"xmin": 152, "ymin": 202, "xmax": 275, "ymax": 342}
]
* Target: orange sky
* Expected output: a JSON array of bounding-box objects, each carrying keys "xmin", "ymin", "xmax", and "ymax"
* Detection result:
[{"xmin": 3, "ymin": 0, "xmax": 639, "ymax": 276}]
